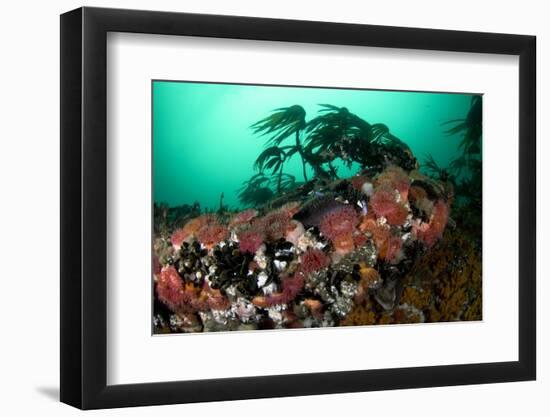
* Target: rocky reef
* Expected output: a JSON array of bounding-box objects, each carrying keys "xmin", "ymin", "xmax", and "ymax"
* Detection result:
[
  {"xmin": 153, "ymin": 98, "xmax": 483, "ymax": 333},
  {"xmin": 152, "ymin": 162, "xmax": 479, "ymax": 333}
]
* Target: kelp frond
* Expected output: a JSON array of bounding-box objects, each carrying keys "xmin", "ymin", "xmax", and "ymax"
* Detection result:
[
  {"xmin": 251, "ymin": 105, "xmax": 307, "ymax": 147},
  {"xmin": 422, "ymin": 153, "xmax": 448, "ymax": 179},
  {"xmin": 254, "ymin": 146, "xmax": 287, "ymax": 174},
  {"xmin": 237, "ymin": 173, "xmax": 274, "ymax": 207}
]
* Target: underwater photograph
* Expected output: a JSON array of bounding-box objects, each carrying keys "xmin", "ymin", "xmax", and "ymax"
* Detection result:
[{"xmin": 152, "ymin": 80, "xmax": 482, "ymax": 334}]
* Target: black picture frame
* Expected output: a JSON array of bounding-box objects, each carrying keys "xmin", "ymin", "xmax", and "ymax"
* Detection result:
[{"xmin": 60, "ymin": 6, "xmax": 536, "ymax": 410}]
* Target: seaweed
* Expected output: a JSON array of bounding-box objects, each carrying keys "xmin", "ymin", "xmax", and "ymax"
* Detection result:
[{"xmin": 251, "ymin": 105, "xmax": 310, "ymax": 181}]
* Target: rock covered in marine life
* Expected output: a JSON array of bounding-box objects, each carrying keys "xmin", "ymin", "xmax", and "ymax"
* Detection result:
[{"xmin": 153, "ymin": 163, "xmax": 453, "ymax": 332}]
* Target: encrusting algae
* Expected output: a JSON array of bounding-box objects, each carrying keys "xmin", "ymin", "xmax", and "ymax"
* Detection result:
[{"xmin": 341, "ymin": 229, "xmax": 482, "ymax": 326}]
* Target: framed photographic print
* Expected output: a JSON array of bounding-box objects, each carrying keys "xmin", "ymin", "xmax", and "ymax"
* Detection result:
[{"xmin": 60, "ymin": 6, "xmax": 536, "ymax": 409}]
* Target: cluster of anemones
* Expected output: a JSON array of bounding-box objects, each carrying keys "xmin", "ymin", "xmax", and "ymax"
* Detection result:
[
  {"xmin": 412, "ymin": 199, "xmax": 450, "ymax": 247},
  {"xmin": 156, "ymin": 265, "xmax": 231, "ymax": 313},
  {"xmin": 228, "ymin": 208, "xmax": 258, "ymax": 228},
  {"xmin": 170, "ymin": 214, "xmax": 226, "ymax": 250},
  {"xmin": 370, "ymin": 166, "xmax": 411, "ymax": 226},
  {"xmin": 375, "ymin": 165, "xmax": 411, "ymax": 201},
  {"xmin": 237, "ymin": 229, "xmax": 265, "ymax": 254},
  {"xmin": 316, "ymin": 165, "xmax": 450, "ymax": 264},
  {"xmin": 232, "ymin": 209, "xmax": 289, "ymax": 254},
  {"xmin": 370, "ymin": 188, "xmax": 409, "ymax": 226},
  {"xmin": 319, "ymin": 205, "xmax": 359, "ymax": 255}
]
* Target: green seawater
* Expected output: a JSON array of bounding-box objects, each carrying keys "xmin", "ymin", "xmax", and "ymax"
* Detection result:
[{"xmin": 153, "ymin": 81, "xmax": 477, "ymax": 210}]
